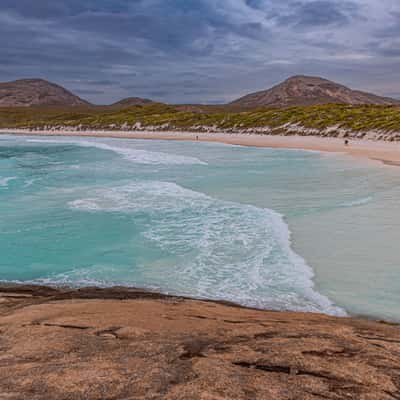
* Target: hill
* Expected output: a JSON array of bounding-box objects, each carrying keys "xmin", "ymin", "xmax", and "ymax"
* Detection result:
[
  {"xmin": 0, "ymin": 79, "xmax": 90, "ymax": 107},
  {"xmin": 112, "ymin": 97, "xmax": 154, "ymax": 107},
  {"xmin": 230, "ymin": 75, "xmax": 400, "ymax": 108}
]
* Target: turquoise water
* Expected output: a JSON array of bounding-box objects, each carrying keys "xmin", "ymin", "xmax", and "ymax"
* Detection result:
[{"xmin": 1, "ymin": 135, "xmax": 400, "ymax": 320}]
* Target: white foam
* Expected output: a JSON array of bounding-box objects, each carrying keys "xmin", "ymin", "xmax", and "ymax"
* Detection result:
[
  {"xmin": 68, "ymin": 181, "xmax": 208, "ymax": 213},
  {"xmin": 68, "ymin": 198, "xmax": 102, "ymax": 211},
  {"xmin": 341, "ymin": 196, "xmax": 372, "ymax": 207},
  {"xmin": 27, "ymin": 138, "xmax": 207, "ymax": 165},
  {"xmin": 0, "ymin": 176, "xmax": 16, "ymax": 187},
  {"xmin": 23, "ymin": 178, "xmax": 38, "ymax": 188},
  {"xmin": 67, "ymin": 179, "xmax": 346, "ymax": 316}
]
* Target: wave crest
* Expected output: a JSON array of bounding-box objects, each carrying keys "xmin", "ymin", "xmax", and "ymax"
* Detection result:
[
  {"xmin": 28, "ymin": 138, "xmax": 207, "ymax": 165},
  {"xmin": 67, "ymin": 180, "xmax": 345, "ymax": 316}
]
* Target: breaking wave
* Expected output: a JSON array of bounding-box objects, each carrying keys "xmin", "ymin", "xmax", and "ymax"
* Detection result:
[
  {"xmin": 66, "ymin": 180, "xmax": 345, "ymax": 316},
  {"xmin": 28, "ymin": 138, "xmax": 207, "ymax": 165}
]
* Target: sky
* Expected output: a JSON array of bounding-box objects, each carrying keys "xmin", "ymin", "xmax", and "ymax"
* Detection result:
[{"xmin": 1, "ymin": 0, "xmax": 400, "ymax": 104}]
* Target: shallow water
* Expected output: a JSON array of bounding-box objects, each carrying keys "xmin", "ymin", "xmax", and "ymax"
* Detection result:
[{"xmin": 1, "ymin": 135, "xmax": 399, "ymax": 320}]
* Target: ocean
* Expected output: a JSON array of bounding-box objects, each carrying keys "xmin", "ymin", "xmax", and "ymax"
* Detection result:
[{"xmin": 1, "ymin": 135, "xmax": 399, "ymax": 320}]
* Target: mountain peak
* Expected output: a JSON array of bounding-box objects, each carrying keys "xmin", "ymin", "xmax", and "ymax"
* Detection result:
[
  {"xmin": 230, "ymin": 76, "xmax": 400, "ymax": 108},
  {"xmin": 13, "ymin": 78, "xmax": 50, "ymax": 83},
  {"xmin": 0, "ymin": 79, "xmax": 90, "ymax": 107}
]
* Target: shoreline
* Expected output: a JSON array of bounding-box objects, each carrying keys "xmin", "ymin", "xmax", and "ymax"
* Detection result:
[
  {"xmin": 1, "ymin": 128, "xmax": 400, "ymax": 166},
  {"xmin": 2, "ymin": 129, "xmax": 399, "ymax": 324},
  {"xmin": 2, "ymin": 130, "xmax": 399, "ymax": 325},
  {"xmin": 0, "ymin": 283, "xmax": 251, "ymax": 310},
  {"xmin": 0, "ymin": 283, "xmax": 395, "ymax": 324}
]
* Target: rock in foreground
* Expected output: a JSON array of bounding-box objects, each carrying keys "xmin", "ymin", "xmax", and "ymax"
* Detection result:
[{"xmin": 0, "ymin": 286, "xmax": 399, "ymax": 399}]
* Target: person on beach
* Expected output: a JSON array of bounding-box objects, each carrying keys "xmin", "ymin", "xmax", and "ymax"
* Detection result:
[{"xmin": 344, "ymin": 139, "xmax": 349, "ymax": 146}]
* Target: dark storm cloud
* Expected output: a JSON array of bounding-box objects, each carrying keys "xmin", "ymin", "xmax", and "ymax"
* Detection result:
[
  {"xmin": 0, "ymin": 0, "xmax": 135, "ymax": 18},
  {"xmin": 0, "ymin": 0, "xmax": 399, "ymax": 104},
  {"xmin": 363, "ymin": 12, "xmax": 400, "ymax": 58},
  {"xmin": 276, "ymin": 0, "xmax": 360, "ymax": 28}
]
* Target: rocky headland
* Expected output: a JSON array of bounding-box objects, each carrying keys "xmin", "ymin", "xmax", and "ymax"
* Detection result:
[{"xmin": 0, "ymin": 285, "xmax": 399, "ymax": 399}]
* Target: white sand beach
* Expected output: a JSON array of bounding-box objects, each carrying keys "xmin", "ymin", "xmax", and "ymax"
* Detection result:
[{"xmin": 1, "ymin": 129, "xmax": 400, "ymax": 166}]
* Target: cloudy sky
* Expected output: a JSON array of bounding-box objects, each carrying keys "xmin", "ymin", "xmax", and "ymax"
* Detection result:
[{"xmin": 1, "ymin": 0, "xmax": 399, "ymax": 104}]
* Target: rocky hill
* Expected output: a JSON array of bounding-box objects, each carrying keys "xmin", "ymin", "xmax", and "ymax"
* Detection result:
[
  {"xmin": 112, "ymin": 97, "xmax": 154, "ymax": 107},
  {"xmin": 230, "ymin": 75, "xmax": 400, "ymax": 108},
  {"xmin": 0, "ymin": 79, "xmax": 90, "ymax": 107}
]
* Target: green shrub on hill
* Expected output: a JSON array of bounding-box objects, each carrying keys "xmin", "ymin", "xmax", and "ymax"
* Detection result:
[{"xmin": 1, "ymin": 104, "xmax": 400, "ymax": 135}]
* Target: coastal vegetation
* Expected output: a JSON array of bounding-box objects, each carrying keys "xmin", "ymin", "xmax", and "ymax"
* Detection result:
[{"xmin": 1, "ymin": 103, "xmax": 400, "ymax": 140}]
